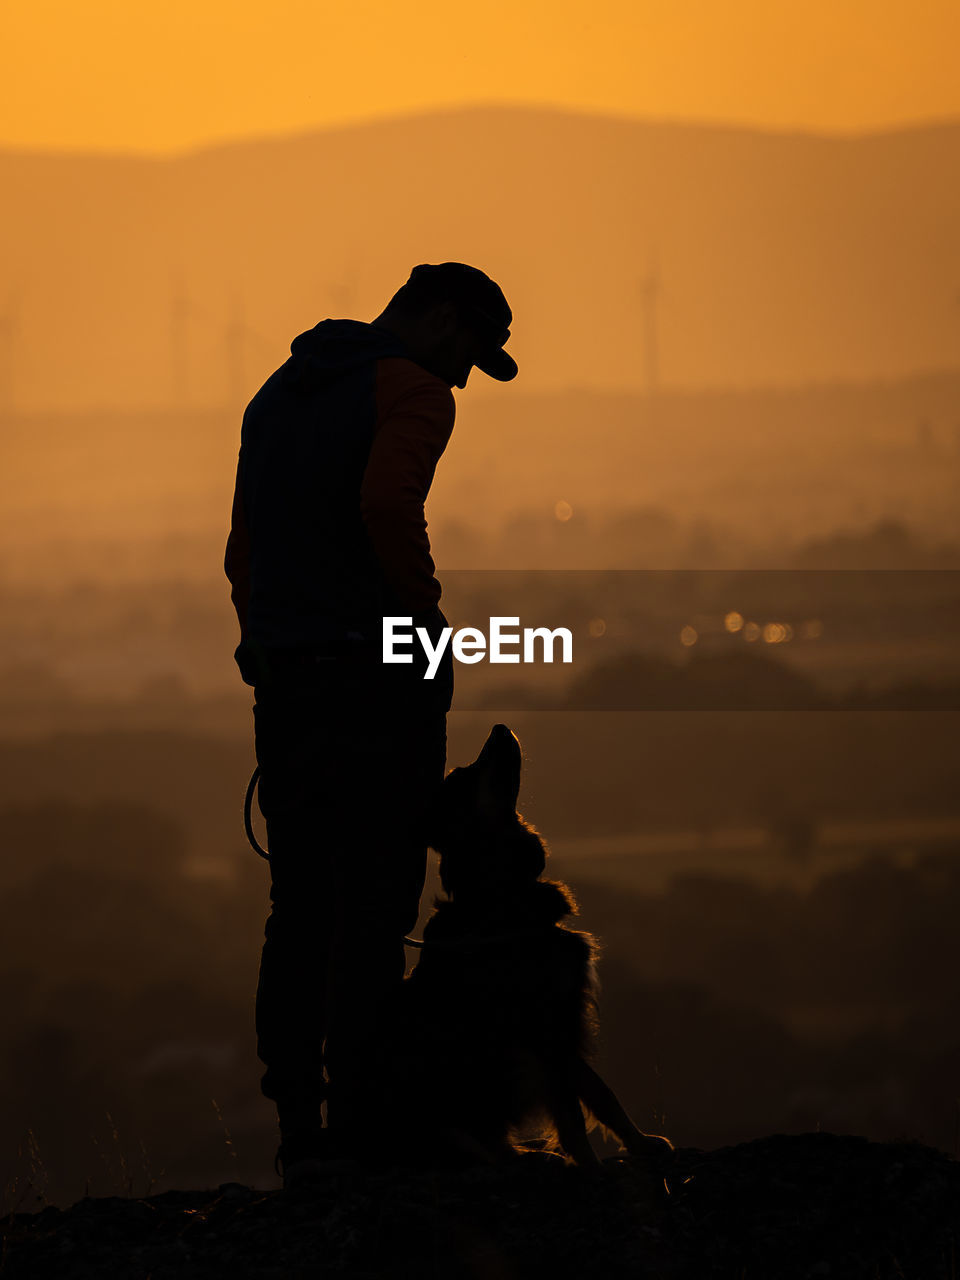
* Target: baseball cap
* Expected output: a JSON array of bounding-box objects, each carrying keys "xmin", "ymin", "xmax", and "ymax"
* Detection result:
[{"xmin": 405, "ymin": 262, "xmax": 518, "ymax": 382}]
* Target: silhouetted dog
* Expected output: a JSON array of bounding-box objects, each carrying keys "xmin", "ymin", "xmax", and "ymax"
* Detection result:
[{"xmin": 374, "ymin": 723, "xmax": 674, "ymax": 1170}]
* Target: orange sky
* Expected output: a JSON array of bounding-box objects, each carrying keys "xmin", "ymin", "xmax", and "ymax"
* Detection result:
[{"xmin": 2, "ymin": 0, "xmax": 959, "ymax": 153}]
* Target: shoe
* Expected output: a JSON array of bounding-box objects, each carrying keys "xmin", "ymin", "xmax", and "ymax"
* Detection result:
[
  {"xmin": 280, "ymin": 1152, "xmax": 363, "ymax": 1191},
  {"xmin": 274, "ymin": 1130, "xmax": 362, "ymax": 1191}
]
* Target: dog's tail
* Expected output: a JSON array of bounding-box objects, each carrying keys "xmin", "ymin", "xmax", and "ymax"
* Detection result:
[{"xmin": 580, "ymin": 944, "xmax": 602, "ymax": 1061}]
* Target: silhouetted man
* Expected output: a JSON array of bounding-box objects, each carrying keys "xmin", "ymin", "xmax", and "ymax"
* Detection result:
[{"xmin": 224, "ymin": 262, "xmax": 517, "ymax": 1183}]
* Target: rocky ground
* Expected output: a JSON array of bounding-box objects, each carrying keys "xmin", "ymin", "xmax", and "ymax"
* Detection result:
[{"xmin": 2, "ymin": 1132, "xmax": 958, "ymax": 1279}]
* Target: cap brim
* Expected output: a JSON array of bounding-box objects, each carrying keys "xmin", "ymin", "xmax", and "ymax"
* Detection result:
[{"xmin": 475, "ymin": 346, "xmax": 518, "ymax": 382}]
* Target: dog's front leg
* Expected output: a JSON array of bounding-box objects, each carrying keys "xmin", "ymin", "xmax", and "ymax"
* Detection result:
[
  {"xmin": 437, "ymin": 1126, "xmax": 504, "ymax": 1165},
  {"xmin": 548, "ymin": 1079, "xmax": 600, "ymax": 1168},
  {"xmin": 574, "ymin": 1059, "xmax": 674, "ymax": 1168}
]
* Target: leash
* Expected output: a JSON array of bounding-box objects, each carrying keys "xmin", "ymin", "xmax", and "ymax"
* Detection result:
[
  {"xmin": 243, "ymin": 763, "xmax": 426, "ymax": 949},
  {"xmin": 244, "ymin": 765, "xmax": 270, "ymax": 859}
]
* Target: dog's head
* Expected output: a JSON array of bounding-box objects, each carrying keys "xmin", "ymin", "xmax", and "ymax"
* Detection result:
[{"xmin": 430, "ymin": 723, "xmax": 547, "ymax": 898}]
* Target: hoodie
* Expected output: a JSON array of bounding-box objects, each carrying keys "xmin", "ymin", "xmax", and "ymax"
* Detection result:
[{"xmin": 223, "ymin": 319, "xmax": 456, "ymax": 683}]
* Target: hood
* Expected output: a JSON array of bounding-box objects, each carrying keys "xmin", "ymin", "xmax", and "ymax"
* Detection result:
[{"xmin": 287, "ymin": 318, "xmax": 416, "ymax": 385}]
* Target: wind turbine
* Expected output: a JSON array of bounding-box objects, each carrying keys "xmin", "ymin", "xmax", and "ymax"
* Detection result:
[
  {"xmin": 325, "ymin": 258, "xmax": 360, "ymax": 318},
  {"xmin": 225, "ymin": 289, "xmax": 275, "ymax": 408},
  {"xmin": 0, "ymin": 287, "xmax": 20, "ymax": 416},
  {"xmin": 170, "ymin": 271, "xmax": 191, "ymax": 408},
  {"xmin": 638, "ymin": 253, "xmax": 661, "ymax": 398},
  {"xmin": 225, "ymin": 290, "xmax": 248, "ymax": 408}
]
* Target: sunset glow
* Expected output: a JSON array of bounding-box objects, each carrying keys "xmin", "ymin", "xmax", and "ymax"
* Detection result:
[{"xmin": 2, "ymin": 0, "xmax": 959, "ymax": 153}]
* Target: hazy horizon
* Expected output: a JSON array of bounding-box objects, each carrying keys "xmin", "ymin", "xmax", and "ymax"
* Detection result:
[
  {"xmin": 3, "ymin": 104, "xmax": 960, "ymax": 415},
  {"xmin": 5, "ymin": 102, "xmax": 960, "ymax": 160}
]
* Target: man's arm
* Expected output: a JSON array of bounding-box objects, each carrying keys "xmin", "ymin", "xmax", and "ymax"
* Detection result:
[
  {"xmin": 361, "ymin": 364, "xmax": 456, "ymax": 614},
  {"xmin": 224, "ymin": 453, "xmax": 251, "ymax": 638}
]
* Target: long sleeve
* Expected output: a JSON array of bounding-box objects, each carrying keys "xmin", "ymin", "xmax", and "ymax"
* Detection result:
[
  {"xmin": 224, "ymin": 453, "xmax": 251, "ymax": 639},
  {"xmin": 361, "ymin": 361, "xmax": 456, "ymax": 614}
]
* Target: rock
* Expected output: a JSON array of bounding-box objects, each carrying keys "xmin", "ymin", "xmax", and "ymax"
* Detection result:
[{"xmin": 1, "ymin": 1134, "xmax": 956, "ymax": 1279}]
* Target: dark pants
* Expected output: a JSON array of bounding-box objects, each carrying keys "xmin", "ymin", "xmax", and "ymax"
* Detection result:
[{"xmin": 252, "ymin": 637, "xmax": 453, "ymax": 1139}]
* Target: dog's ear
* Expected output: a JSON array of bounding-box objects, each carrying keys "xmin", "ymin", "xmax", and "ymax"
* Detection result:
[{"xmin": 474, "ymin": 723, "xmax": 522, "ymax": 821}]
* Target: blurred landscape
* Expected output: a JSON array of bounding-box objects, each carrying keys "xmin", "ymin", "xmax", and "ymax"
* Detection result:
[
  {"xmin": 2, "ymin": 105, "xmax": 960, "ymax": 1209},
  {"xmin": 2, "ymin": 107, "xmax": 960, "ymax": 408}
]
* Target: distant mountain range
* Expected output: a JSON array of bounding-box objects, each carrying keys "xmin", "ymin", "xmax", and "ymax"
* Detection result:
[{"xmin": 2, "ymin": 105, "xmax": 959, "ymax": 410}]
